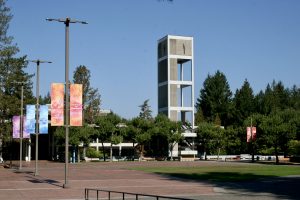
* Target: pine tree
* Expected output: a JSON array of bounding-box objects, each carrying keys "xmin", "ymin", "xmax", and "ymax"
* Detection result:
[
  {"xmin": 73, "ymin": 65, "xmax": 101, "ymax": 124},
  {"xmin": 139, "ymin": 99, "xmax": 152, "ymax": 120},
  {"xmin": 0, "ymin": 0, "xmax": 34, "ymax": 159},
  {"xmin": 195, "ymin": 70, "xmax": 232, "ymax": 126},
  {"xmin": 233, "ymin": 79, "xmax": 255, "ymax": 125}
]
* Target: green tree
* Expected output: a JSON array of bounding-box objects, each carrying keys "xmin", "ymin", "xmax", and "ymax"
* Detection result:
[
  {"xmin": 223, "ymin": 126, "xmax": 242, "ymax": 155},
  {"xmin": 40, "ymin": 92, "xmax": 51, "ymax": 104},
  {"xmin": 0, "ymin": 0, "xmax": 34, "ymax": 159},
  {"xmin": 195, "ymin": 70, "xmax": 232, "ymax": 126},
  {"xmin": 288, "ymin": 85, "xmax": 300, "ymax": 110},
  {"xmin": 139, "ymin": 99, "xmax": 152, "ymax": 120},
  {"xmin": 233, "ymin": 79, "xmax": 255, "ymax": 126},
  {"xmin": 196, "ymin": 122, "xmax": 224, "ymax": 160},
  {"xmin": 153, "ymin": 114, "xmax": 182, "ymax": 159},
  {"xmin": 73, "ymin": 65, "xmax": 101, "ymax": 124},
  {"xmin": 126, "ymin": 118, "xmax": 142, "ymax": 160},
  {"xmin": 194, "ymin": 108, "xmax": 205, "ymax": 125},
  {"xmin": 93, "ymin": 113, "xmax": 122, "ymax": 161},
  {"xmin": 127, "ymin": 117, "xmax": 152, "ymax": 160},
  {"xmin": 259, "ymin": 81, "xmax": 289, "ymax": 114},
  {"xmin": 259, "ymin": 110, "xmax": 297, "ymax": 164}
]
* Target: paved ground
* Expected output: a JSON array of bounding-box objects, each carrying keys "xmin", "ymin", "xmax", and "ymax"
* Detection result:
[{"xmin": 0, "ymin": 161, "xmax": 299, "ymax": 200}]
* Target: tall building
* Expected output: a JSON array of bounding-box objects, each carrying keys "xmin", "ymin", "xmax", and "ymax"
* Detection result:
[
  {"xmin": 158, "ymin": 35, "xmax": 197, "ymax": 160},
  {"xmin": 158, "ymin": 35, "xmax": 195, "ymax": 126}
]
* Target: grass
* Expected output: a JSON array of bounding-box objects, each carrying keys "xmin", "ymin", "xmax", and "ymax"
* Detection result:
[{"xmin": 130, "ymin": 164, "xmax": 300, "ymax": 182}]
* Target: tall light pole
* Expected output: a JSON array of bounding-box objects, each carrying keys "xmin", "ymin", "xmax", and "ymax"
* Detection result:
[
  {"xmin": 14, "ymin": 81, "xmax": 26, "ymax": 170},
  {"xmin": 29, "ymin": 59, "xmax": 52, "ymax": 176},
  {"xmin": 46, "ymin": 17, "xmax": 87, "ymax": 188}
]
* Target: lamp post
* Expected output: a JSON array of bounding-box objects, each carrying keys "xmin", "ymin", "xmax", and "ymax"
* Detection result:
[
  {"xmin": 14, "ymin": 81, "xmax": 26, "ymax": 170},
  {"xmin": 46, "ymin": 17, "xmax": 87, "ymax": 188},
  {"xmin": 29, "ymin": 60, "xmax": 52, "ymax": 176}
]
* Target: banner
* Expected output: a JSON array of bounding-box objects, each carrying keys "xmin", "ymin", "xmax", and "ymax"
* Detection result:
[
  {"xmin": 39, "ymin": 105, "xmax": 48, "ymax": 133},
  {"xmin": 70, "ymin": 84, "xmax": 83, "ymax": 126},
  {"xmin": 25, "ymin": 105, "xmax": 36, "ymax": 133},
  {"xmin": 51, "ymin": 83, "xmax": 64, "ymax": 126},
  {"xmin": 13, "ymin": 116, "xmax": 20, "ymax": 138},
  {"xmin": 23, "ymin": 116, "xmax": 30, "ymax": 138},
  {"xmin": 247, "ymin": 127, "xmax": 257, "ymax": 142},
  {"xmin": 13, "ymin": 116, "xmax": 30, "ymax": 139}
]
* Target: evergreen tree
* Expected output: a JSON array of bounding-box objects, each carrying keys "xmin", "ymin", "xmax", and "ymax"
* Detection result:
[
  {"xmin": 195, "ymin": 70, "xmax": 232, "ymax": 126},
  {"xmin": 289, "ymin": 85, "xmax": 300, "ymax": 110},
  {"xmin": 259, "ymin": 81, "xmax": 289, "ymax": 114},
  {"xmin": 233, "ymin": 79, "xmax": 255, "ymax": 125},
  {"xmin": 139, "ymin": 99, "xmax": 152, "ymax": 120},
  {"xmin": 0, "ymin": 0, "xmax": 34, "ymax": 159},
  {"xmin": 73, "ymin": 65, "xmax": 101, "ymax": 124}
]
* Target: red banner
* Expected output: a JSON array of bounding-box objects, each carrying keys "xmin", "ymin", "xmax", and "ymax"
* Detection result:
[
  {"xmin": 51, "ymin": 83, "xmax": 64, "ymax": 126},
  {"xmin": 70, "ymin": 84, "xmax": 83, "ymax": 126},
  {"xmin": 247, "ymin": 127, "xmax": 256, "ymax": 142}
]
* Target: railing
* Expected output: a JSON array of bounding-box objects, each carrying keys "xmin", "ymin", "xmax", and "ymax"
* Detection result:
[{"xmin": 85, "ymin": 188, "xmax": 195, "ymax": 200}]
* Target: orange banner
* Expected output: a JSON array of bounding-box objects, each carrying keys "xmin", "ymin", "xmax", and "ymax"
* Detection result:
[
  {"xmin": 51, "ymin": 83, "xmax": 64, "ymax": 126},
  {"xmin": 70, "ymin": 84, "xmax": 83, "ymax": 126}
]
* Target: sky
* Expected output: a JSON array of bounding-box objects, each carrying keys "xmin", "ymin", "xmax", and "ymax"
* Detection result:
[{"xmin": 6, "ymin": 0, "xmax": 300, "ymax": 119}]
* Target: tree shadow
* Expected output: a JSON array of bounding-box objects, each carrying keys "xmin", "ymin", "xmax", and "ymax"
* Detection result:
[
  {"xmin": 12, "ymin": 169, "xmax": 63, "ymax": 188},
  {"xmin": 25, "ymin": 175, "xmax": 62, "ymax": 188},
  {"xmin": 155, "ymin": 172, "xmax": 300, "ymax": 200}
]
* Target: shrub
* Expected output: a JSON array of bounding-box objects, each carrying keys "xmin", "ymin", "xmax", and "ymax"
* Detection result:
[{"xmin": 86, "ymin": 147, "xmax": 101, "ymax": 158}]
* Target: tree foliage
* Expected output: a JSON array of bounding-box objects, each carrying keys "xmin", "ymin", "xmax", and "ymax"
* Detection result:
[
  {"xmin": 73, "ymin": 65, "xmax": 101, "ymax": 124},
  {"xmin": 196, "ymin": 70, "xmax": 232, "ymax": 126},
  {"xmin": 139, "ymin": 99, "xmax": 152, "ymax": 120},
  {"xmin": 0, "ymin": 0, "xmax": 34, "ymax": 159},
  {"xmin": 195, "ymin": 69, "xmax": 300, "ymax": 161},
  {"xmin": 196, "ymin": 122, "xmax": 225, "ymax": 159},
  {"xmin": 233, "ymin": 79, "xmax": 255, "ymax": 126}
]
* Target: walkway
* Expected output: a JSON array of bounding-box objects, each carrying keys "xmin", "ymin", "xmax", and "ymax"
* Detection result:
[{"xmin": 0, "ymin": 161, "xmax": 299, "ymax": 200}]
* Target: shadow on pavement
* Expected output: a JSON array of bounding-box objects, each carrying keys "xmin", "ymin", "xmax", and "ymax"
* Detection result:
[
  {"xmin": 155, "ymin": 171, "xmax": 300, "ymax": 200},
  {"xmin": 25, "ymin": 175, "xmax": 62, "ymax": 188},
  {"xmin": 12, "ymin": 169, "xmax": 62, "ymax": 188}
]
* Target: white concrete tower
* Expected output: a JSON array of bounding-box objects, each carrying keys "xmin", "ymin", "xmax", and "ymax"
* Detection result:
[
  {"xmin": 158, "ymin": 35, "xmax": 197, "ymax": 160},
  {"xmin": 158, "ymin": 35, "xmax": 195, "ymax": 127}
]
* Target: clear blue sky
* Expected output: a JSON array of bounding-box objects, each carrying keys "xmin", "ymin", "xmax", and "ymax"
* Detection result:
[{"xmin": 7, "ymin": 0, "xmax": 300, "ymax": 119}]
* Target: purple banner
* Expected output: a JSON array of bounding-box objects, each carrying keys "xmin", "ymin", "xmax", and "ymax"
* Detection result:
[
  {"xmin": 39, "ymin": 105, "xmax": 48, "ymax": 134},
  {"xmin": 13, "ymin": 116, "xmax": 30, "ymax": 139},
  {"xmin": 13, "ymin": 116, "xmax": 20, "ymax": 139},
  {"xmin": 25, "ymin": 105, "xmax": 35, "ymax": 133}
]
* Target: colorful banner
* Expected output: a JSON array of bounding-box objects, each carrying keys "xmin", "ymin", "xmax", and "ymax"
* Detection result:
[
  {"xmin": 51, "ymin": 83, "xmax": 64, "ymax": 126},
  {"xmin": 23, "ymin": 116, "xmax": 30, "ymax": 138},
  {"xmin": 39, "ymin": 105, "xmax": 48, "ymax": 134},
  {"xmin": 70, "ymin": 84, "xmax": 83, "ymax": 126},
  {"xmin": 13, "ymin": 116, "xmax": 30, "ymax": 139},
  {"xmin": 13, "ymin": 116, "xmax": 20, "ymax": 139},
  {"xmin": 25, "ymin": 105, "xmax": 36, "ymax": 133},
  {"xmin": 247, "ymin": 127, "xmax": 257, "ymax": 142}
]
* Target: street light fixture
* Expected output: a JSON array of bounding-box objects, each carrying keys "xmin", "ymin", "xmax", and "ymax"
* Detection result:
[
  {"xmin": 29, "ymin": 59, "xmax": 52, "ymax": 176},
  {"xmin": 13, "ymin": 81, "xmax": 26, "ymax": 170},
  {"xmin": 46, "ymin": 17, "xmax": 87, "ymax": 188}
]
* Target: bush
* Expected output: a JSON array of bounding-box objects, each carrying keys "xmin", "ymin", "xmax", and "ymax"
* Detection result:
[
  {"xmin": 288, "ymin": 140, "xmax": 300, "ymax": 156},
  {"xmin": 86, "ymin": 147, "xmax": 101, "ymax": 158}
]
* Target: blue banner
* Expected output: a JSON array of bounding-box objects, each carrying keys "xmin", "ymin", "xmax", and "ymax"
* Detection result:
[
  {"xmin": 25, "ymin": 105, "xmax": 36, "ymax": 134},
  {"xmin": 39, "ymin": 105, "xmax": 48, "ymax": 134}
]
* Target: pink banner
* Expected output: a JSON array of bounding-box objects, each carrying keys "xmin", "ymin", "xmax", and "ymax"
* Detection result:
[
  {"xmin": 13, "ymin": 116, "xmax": 20, "ymax": 138},
  {"xmin": 70, "ymin": 84, "xmax": 83, "ymax": 126},
  {"xmin": 51, "ymin": 83, "xmax": 64, "ymax": 126},
  {"xmin": 13, "ymin": 116, "xmax": 30, "ymax": 139},
  {"xmin": 247, "ymin": 127, "xmax": 257, "ymax": 142}
]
